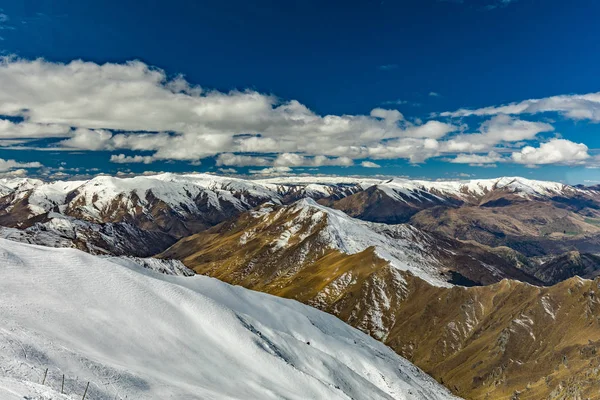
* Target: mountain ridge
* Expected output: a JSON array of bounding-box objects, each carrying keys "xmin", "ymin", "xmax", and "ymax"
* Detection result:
[{"xmin": 0, "ymin": 237, "xmax": 457, "ymax": 400}]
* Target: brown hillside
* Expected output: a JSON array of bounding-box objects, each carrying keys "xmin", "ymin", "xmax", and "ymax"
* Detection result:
[{"xmin": 158, "ymin": 201, "xmax": 600, "ymax": 398}]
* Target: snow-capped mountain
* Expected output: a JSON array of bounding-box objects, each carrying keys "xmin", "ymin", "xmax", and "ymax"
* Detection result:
[
  {"xmin": 376, "ymin": 176, "xmax": 582, "ymax": 203},
  {"xmin": 0, "ymin": 173, "xmax": 597, "ymax": 257},
  {"xmin": 0, "ymin": 238, "xmax": 457, "ymax": 400},
  {"xmin": 160, "ymin": 198, "xmax": 544, "ymax": 356},
  {"xmin": 0, "ymin": 173, "xmax": 370, "ymax": 255},
  {"xmin": 330, "ymin": 176, "xmax": 598, "ymax": 223}
]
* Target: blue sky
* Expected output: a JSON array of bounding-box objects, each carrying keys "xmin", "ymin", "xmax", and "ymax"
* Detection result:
[{"xmin": 0, "ymin": 0, "xmax": 599, "ymax": 183}]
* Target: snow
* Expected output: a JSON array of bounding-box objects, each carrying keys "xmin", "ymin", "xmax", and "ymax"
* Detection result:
[
  {"xmin": 0, "ymin": 173, "xmax": 584, "ymax": 224},
  {"xmin": 0, "ymin": 239, "xmax": 458, "ymax": 400},
  {"xmin": 511, "ymin": 314, "xmax": 536, "ymax": 340},
  {"xmin": 376, "ymin": 176, "xmax": 577, "ymax": 203},
  {"xmin": 2, "ymin": 173, "xmax": 285, "ymax": 221},
  {"xmin": 540, "ymin": 296, "xmax": 556, "ymax": 320},
  {"xmin": 282, "ymin": 198, "xmax": 452, "ymax": 287},
  {"xmin": 0, "ymin": 376, "xmax": 71, "ymax": 400},
  {"xmin": 107, "ymin": 256, "xmax": 195, "ymax": 276}
]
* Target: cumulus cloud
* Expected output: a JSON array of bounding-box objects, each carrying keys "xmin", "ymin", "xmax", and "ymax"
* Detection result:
[
  {"xmin": 439, "ymin": 115, "xmax": 554, "ymax": 153},
  {"xmin": 273, "ymin": 153, "xmax": 354, "ymax": 167},
  {"xmin": 110, "ymin": 154, "xmax": 155, "ymax": 164},
  {"xmin": 511, "ymin": 139, "xmax": 590, "ymax": 166},
  {"xmin": 249, "ymin": 166, "xmax": 293, "ymax": 176},
  {"xmin": 361, "ymin": 161, "xmax": 381, "ymax": 168},
  {"xmin": 0, "ymin": 120, "xmax": 71, "ymax": 138},
  {"xmin": 0, "ymin": 57, "xmax": 594, "ymax": 169},
  {"xmin": 441, "ymin": 92, "xmax": 600, "ymax": 122},
  {"xmin": 0, "ymin": 158, "xmax": 42, "ymax": 172},
  {"xmin": 0, "ymin": 58, "xmax": 466, "ymax": 165},
  {"xmin": 216, "ymin": 153, "xmax": 271, "ymax": 167},
  {"xmin": 449, "ymin": 151, "xmax": 503, "ymax": 164}
]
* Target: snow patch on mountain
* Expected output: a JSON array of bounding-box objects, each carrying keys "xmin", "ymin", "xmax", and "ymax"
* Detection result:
[
  {"xmin": 376, "ymin": 176, "xmax": 582, "ymax": 203},
  {"xmin": 276, "ymin": 198, "xmax": 452, "ymax": 286}
]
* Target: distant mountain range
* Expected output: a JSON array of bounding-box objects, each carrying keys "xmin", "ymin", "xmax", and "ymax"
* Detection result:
[{"xmin": 0, "ymin": 173, "xmax": 598, "ymax": 260}]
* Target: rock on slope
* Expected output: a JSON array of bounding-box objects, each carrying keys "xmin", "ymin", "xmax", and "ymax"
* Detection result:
[
  {"xmin": 0, "ymin": 238, "xmax": 456, "ymax": 400},
  {"xmin": 531, "ymin": 251, "xmax": 600, "ymax": 285}
]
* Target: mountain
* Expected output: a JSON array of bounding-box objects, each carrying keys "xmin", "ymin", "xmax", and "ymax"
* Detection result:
[
  {"xmin": 160, "ymin": 198, "xmax": 540, "ymax": 288},
  {"xmin": 0, "ymin": 174, "xmax": 370, "ymax": 256},
  {"xmin": 0, "ymin": 238, "xmax": 456, "ymax": 400},
  {"xmin": 0, "ymin": 173, "xmax": 598, "ymax": 273},
  {"xmin": 328, "ymin": 177, "xmax": 600, "ymax": 256},
  {"xmin": 531, "ymin": 251, "xmax": 600, "ymax": 285},
  {"xmin": 161, "ymin": 201, "xmax": 600, "ymax": 398},
  {"xmin": 377, "ymin": 274, "xmax": 600, "ymax": 399}
]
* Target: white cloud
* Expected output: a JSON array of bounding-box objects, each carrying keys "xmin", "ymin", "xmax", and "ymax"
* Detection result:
[
  {"xmin": 216, "ymin": 153, "xmax": 271, "ymax": 167},
  {"xmin": 429, "ymin": 92, "xmax": 441, "ymax": 97},
  {"xmin": 441, "ymin": 92, "xmax": 600, "ymax": 122},
  {"xmin": 478, "ymin": 114, "xmax": 554, "ymax": 142},
  {"xmin": 439, "ymin": 115, "xmax": 554, "ymax": 153},
  {"xmin": 511, "ymin": 139, "xmax": 590, "ymax": 166},
  {"xmin": 449, "ymin": 151, "xmax": 503, "ymax": 164},
  {"xmin": 370, "ymin": 108, "xmax": 404, "ymax": 123},
  {"xmin": 403, "ymin": 121, "xmax": 457, "ymax": 139},
  {"xmin": 110, "ymin": 154, "xmax": 155, "ymax": 164},
  {"xmin": 361, "ymin": 161, "xmax": 381, "ymax": 168},
  {"xmin": 0, "ymin": 168, "xmax": 28, "ymax": 177},
  {"xmin": 274, "ymin": 153, "xmax": 354, "ymax": 167},
  {"xmin": 0, "ymin": 158, "xmax": 42, "ymax": 172},
  {"xmin": 0, "ymin": 58, "xmax": 463, "ymax": 165},
  {"xmin": 0, "ymin": 120, "xmax": 71, "ymax": 138},
  {"xmin": 0, "ymin": 57, "xmax": 594, "ymax": 169},
  {"xmin": 249, "ymin": 166, "xmax": 293, "ymax": 176}
]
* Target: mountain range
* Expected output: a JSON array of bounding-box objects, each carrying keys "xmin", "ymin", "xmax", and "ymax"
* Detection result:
[{"xmin": 2, "ymin": 172, "xmax": 600, "ymax": 398}]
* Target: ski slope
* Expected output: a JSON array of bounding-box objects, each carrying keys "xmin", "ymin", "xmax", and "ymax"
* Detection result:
[{"xmin": 0, "ymin": 239, "xmax": 457, "ymax": 400}]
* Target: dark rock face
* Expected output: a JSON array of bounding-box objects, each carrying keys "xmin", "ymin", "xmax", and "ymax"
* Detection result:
[
  {"xmin": 533, "ymin": 251, "xmax": 600, "ymax": 285},
  {"xmin": 326, "ymin": 186, "xmax": 461, "ymax": 224}
]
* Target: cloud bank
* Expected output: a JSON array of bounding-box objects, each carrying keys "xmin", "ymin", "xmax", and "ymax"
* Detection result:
[{"xmin": 0, "ymin": 57, "xmax": 594, "ymax": 171}]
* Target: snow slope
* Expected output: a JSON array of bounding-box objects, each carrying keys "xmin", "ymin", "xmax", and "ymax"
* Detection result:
[
  {"xmin": 262, "ymin": 198, "xmax": 455, "ymax": 287},
  {"xmin": 0, "ymin": 239, "xmax": 457, "ymax": 400},
  {"xmin": 374, "ymin": 176, "xmax": 582, "ymax": 204}
]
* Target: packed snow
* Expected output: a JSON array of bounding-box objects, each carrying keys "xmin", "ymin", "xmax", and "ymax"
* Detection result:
[{"xmin": 0, "ymin": 239, "xmax": 458, "ymax": 400}]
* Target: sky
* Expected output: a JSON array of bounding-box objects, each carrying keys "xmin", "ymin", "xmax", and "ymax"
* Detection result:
[{"xmin": 0, "ymin": 0, "xmax": 599, "ymax": 183}]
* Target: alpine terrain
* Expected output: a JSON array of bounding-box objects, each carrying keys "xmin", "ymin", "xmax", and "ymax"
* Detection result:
[
  {"xmin": 2, "ymin": 173, "xmax": 600, "ymax": 399},
  {"xmin": 0, "ymin": 238, "xmax": 457, "ymax": 400}
]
